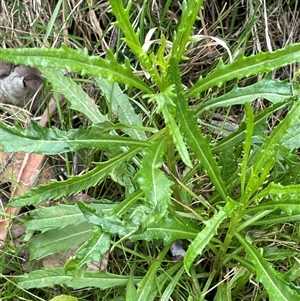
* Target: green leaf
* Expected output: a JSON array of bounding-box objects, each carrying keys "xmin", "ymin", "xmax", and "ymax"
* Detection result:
[
  {"xmin": 168, "ymin": 58, "xmax": 227, "ymax": 201},
  {"xmin": 136, "ymin": 138, "xmax": 173, "ymax": 225},
  {"xmin": 41, "ymin": 68, "xmax": 106, "ymax": 123},
  {"xmin": 255, "ymin": 182, "xmax": 300, "ymax": 200},
  {"xmin": 28, "ymin": 222, "xmax": 93, "ymax": 260},
  {"xmin": 10, "ymin": 147, "xmax": 141, "ymax": 206},
  {"xmin": 284, "ymin": 260, "xmax": 300, "ymax": 283},
  {"xmin": 187, "ymin": 43, "xmax": 300, "ymax": 98},
  {"xmin": 184, "ymin": 199, "xmax": 238, "ymax": 274},
  {"xmin": 211, "ymin": 99, "xmax": 288, "ymax": 154},
  {"xmin": 77, "ymin": 201, "xmax": 137, "ymax": 236},
  {"xmin": 240, "ymin": 103, "xmax": 255, "ymax": 196},
  {"xmin": 281, "ymin": 117, "xmax": 300, "ymax": 150},
  {"xmin": 44, "ymin": 0, "xmax": 63, "ymax": 43},
  {"xmin": 253, "ymin": 98, "xmax": 300, "ymax": 175},
  {"xmin": 247, "ymin": 196, "xmax": 300, "ymax": 216},
  {"xmin": 146, "ymin": 89, "xmax": 193, "ymax": 168},
  {"xmin": 263, "ymin": 246, "xmax": 297, "ymax": 261},
  {"xmin": 13, "ymin": 268, "xmax": 140, "ymax": 289},
  {"xmin": 49, "ymin": 295, "xmax": 78, "ymax": 301},
  {"xmin": 93, "ymin": 121, "xmax": 157, "ymax": 135},
  {"xmin": 25, "ymin": 203, "xmax": 116, "ymax": 233},
  {"xmin": 130, "ymin": 211, "xmax": 199, "ymax": 243},
  {"xmin": 0, "ymin": 120, "xmax": 150, "ymax": 155},
  {"xmin": 236, "ymin": 233, "xmax": 300, "ymax": 301},
  {"xmin": 95, "ymin": 78, "xmax": 147, "ymax": 140},
  {"xmin": 0, "ymin": 46, "xmax": 153, "ymax": 94},
  {"xmin": 65, "ymin": 227, "xmax": 110, "ymax": 273},
  {"xmin": 108, "ymin": 1, "xmax": 161, "ymax": 86},
  {"xmin": 198, "ymin": 77, "xmax": 292, "ymax": 114},
  {"xmin": 219, "ymin": 147, "xmax": 237, "ymax": 185},
  {"xmin": 214, "ymin": 282, "xmax": 232, "ymax": 301},
  {"xmin": 172, "ymin": 0, "xmax": 205, "ymax": 61},
  {"xmin": 126, "ymin": 270, "xmax": 138, "ymax": 301}
]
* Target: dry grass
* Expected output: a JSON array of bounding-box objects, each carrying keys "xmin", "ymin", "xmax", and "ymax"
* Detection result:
[{"xmin": 1, "ymin": 1, "xmax": 300, "ymax": 300}]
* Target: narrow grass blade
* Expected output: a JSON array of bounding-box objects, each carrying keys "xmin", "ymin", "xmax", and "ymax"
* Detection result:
[
  {"xmin": 236, "ymin": 233, "xmax": 300, "ymax": 301},
  {"xmin": 44, "ymin": 0, "xmax": 63, "ymax": 43},
  {"xmin": 136, "ymin": 243, "xmax": 171, "ymax": 301},
  {"xmin": 211, "ymin": 99, "xmax": 291, "ymax": 154},
  {"xmin": 160, "ymin": 266, "xmax": 185, "ymax": 301},
  {"xmin": 253, "ymin": 98, "xmax": 300, "ymax": 174},
  {"xmin": 49, "ymin": 295, "xmax": 78, "ymax": 301}
]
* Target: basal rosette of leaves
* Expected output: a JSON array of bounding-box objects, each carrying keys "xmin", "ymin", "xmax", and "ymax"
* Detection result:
[{"xmin": 1, "ymin": 0, "xmax": 300, "ymax": 300}]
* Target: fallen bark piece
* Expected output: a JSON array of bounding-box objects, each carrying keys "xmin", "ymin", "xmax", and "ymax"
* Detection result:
[{"xmin": 0, "ymin": 97, "xmax": 59, "ymax": 246}]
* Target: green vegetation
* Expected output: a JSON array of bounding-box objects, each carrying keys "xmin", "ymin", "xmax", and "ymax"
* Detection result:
[{"xmin": 1, "ymin": 0, "xmax": 300, "ymax": 300}]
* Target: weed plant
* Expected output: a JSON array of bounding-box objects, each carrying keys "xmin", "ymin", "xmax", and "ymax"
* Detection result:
[{"xmin": 1, "ymin": 0, "xmax": 300, "ymax": 300}]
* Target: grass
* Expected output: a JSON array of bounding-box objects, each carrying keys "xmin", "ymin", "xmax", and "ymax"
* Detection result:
[{"xmin": 1, "ymin": 0, "xmax": 300, "ymax": 300}]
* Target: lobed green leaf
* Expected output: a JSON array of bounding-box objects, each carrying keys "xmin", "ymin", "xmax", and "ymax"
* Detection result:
[
  {"xmin": 77, "ymin": 201, "xmax": 137, "ymax": 236},
  {"xmin": 10, "ymin": 147, "xmax": 141, "ymax": 206},
  {"xmin": 130, "ymin": 211, "xmax": 199, "ymax": 243},
  {"xmin": 108, "ymin": 0, "xmax": 161, "ymax": 86},
  {"xmin": 172, "ymin": 0, "xmax": 205, "ymax": 61},
  {"xmin": 25, "ymin": 203, "xmax": 116, "ymax": 233},
  {"xmin": 96, "ymin": 77, "xmax": 147, "ymax": 140},
  {"xmin": 168, "ymin": 58, "xmax": 227, "ymax": 201},
  {"xmin": 41, "ymin": 68, "xmax": 106, "ymax": 124},
  {"xmin": 146, "ymin": 88, "xmax": 193, "ymax": 167},
  {"xmin": 0, "ymin": 46, "xmax": 153, "ymax": 94},
  {"xmin": 236, "ymin": 234, "xmax": 300, "ymax": 301},
  {"xmin": 184, "ymin": 198, "xmax": 238, "ymax": 274},
  {"xmin": 0, "ymin": 120, "xmax": 150, "ymax": 155},
  {"xmin": 187, "ymin": 43, "xmax": 300, "ymax": 98},
  {"xmin": 64, "ymin": 228, "xmax": 111, "ymax": 273},
  {"xmin": 198, "ymin": 77, "xmax": 292, "ymax": 114},
  {"xmin": 136, "ymin": 138, "xmax": 173, "ymax": 225},
  {"xmin": 13, "ymin": 268, "xmax": 140, "ymax": 289}
]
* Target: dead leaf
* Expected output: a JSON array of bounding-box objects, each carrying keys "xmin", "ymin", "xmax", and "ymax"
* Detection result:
[
  {"xmin": 0, "ymin": 97, "xmax": 60, "ymax": 246},
  {"xmin": 0, "ymin": 63, "xmax": 43, "ymax": 110},
  {"xmin": 0, "ymin": 61, "xmax": 13, "ymax": 79}
]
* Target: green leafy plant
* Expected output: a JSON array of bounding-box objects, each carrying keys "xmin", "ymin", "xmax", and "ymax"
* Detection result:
[{"xmin": 1, "ymin": 0, "xmax": 300, "ymax": 300}]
